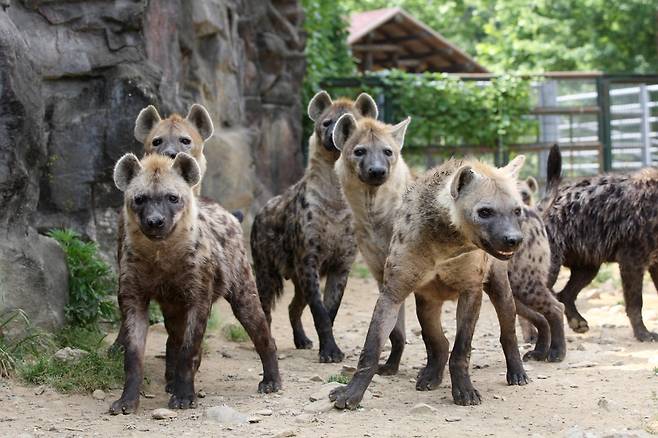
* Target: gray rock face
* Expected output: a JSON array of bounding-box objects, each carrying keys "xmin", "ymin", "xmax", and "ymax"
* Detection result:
[{"xmin": 0, "ymin": 0, "xmax": 305, "ymax": 330}]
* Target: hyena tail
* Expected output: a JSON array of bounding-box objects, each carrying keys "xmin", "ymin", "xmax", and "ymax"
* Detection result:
[
  {"xmin": 250, "ymin": 220, "xmax": 284, "ymax": 326},
  {"xmin": 538, "ymin": 144, "xmax": 562, "ymax": 212}
]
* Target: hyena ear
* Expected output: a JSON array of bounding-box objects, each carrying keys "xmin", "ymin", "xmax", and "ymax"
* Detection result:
[
  {"xmin": 186, "ymin": 104, "xmax": 214, "ymax": 141},
  {"xmin": 354, "ymin": 92, "xmax": 379, "ymax": 119},
  {"xmin": 134, "ymin": 105, "xmax": 162, "ymax": 143},
  {"xmin": 307, "ymin": 90, "xmax": 333, "ymax": 121},
  {"xmin": 389, "ymin": 116, "xmax": 411, "ymax": 148},
  {"xmin": 502, "ymin": 155, "xmax": 526, "ymax": 179},
  {"xmin": 450, "ymin": 165, "xmax": 475, "ymax": 200},
  {"xmin": 172, "ymin": 152, "xmax": 201, "ymax": 188},
  {"xmin": 332, "ymin": 113, "xmax": 357, "ymax": 151},
  {"xmin": 114, "ymin": 153, "xmax": 142, "ymax": 192},
  {"xmin": 525, "ymin": 176, "xmax": 538, "ymax": 193}
]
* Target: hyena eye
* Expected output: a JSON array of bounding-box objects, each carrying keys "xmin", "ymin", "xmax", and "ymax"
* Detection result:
[
  {"xmin": 354, "ymin": 147, "xmax": 366, "ymax": 157},
  {"xmin": 168, "ymin": 194, "xmax": 180, "ymax": 204},
  {"xmin": 180, "ymin": 137, "xmax": 191, "ymax": 145},
  {"xmin": 477, "ymin": 207, "xmax": 493, "ymax": 219},
  {"xmin": 134, "ymin": 195, "xmax": 146, "ymax": 205},
  {"xmin": 514, "ymin": 207, "xmax": 522, "ymax": 216},
  {"xmin": 152, "ymin": 138, "xmax": 162, "ymax": 147},
  {"xmin": 384, "ymin": 149, "xmax": 393, "ymax": 157},
  {"xmin": 322, "ymin": 119, "xmax": 332, "ymax": 127}
]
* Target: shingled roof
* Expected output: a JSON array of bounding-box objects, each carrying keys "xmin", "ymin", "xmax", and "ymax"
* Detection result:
[{"xmin": 348, "ymin": 7, "xmax": 487, "ymax": 73}]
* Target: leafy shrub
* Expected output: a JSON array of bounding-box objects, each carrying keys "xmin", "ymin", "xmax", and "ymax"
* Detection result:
[{"xmin": 48, "ymin": 229, "xmax": 117, "ymax": 329}]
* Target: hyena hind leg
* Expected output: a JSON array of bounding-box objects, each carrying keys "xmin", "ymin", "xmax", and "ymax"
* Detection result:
[
  {"xmin": 289, "ymin": 280, "xmax": 313, "ymax": 349},
  {"xmin": 515, "ymin": 299, "xmax": 550, "ymax": 362}
]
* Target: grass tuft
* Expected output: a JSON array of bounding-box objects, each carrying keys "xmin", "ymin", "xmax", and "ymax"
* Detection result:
[
  {"xmin": 350, "ymin": 262, "xmax": 372, "ymax": 280},
  {"xmin": 222, "ymin": 323, "xmax": 249, "ymax": 342},
  {"xmin": 327, "ymin": 374, "xmax": 350, "ymax": 384}
]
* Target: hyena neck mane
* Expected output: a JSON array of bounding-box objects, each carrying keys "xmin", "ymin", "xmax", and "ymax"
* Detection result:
[{"xmin": 305, "ymin": 132, "xmax": 345, "ymax": 207}]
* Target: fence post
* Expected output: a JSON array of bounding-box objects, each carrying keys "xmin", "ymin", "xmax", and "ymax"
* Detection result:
[
  {"xmin": 538, "ymin": 80, "xmax": 558, "ymax": 179},
  {"xmin": 596, "ymin": 77, "xmax": 612, "ymax": 171},
  {"xmin": 639, "ymin": 83, "xmax": 652, "ymax": 166}
]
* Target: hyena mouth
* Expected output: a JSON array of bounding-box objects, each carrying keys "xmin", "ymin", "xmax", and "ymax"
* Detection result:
[{"xmin": 481, "ymin": 240, "xmax": 516, "ymax": 261}]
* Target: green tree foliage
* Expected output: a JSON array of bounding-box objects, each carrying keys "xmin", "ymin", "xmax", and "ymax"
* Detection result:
[
  {"xmin": 377, "ymin": 70, "xmax": 534, "ymax": 146},
  {"xmin": 340, "ymin": 0, "xmax": 658, "ymax": 73}
]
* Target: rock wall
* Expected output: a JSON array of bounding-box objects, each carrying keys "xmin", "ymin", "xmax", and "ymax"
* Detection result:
[{"xmin": 0, "ymin": 0, "xmax": 306, "ymax": 330}]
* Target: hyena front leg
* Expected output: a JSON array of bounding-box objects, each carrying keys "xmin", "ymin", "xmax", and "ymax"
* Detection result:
[
  {"xmin": 450, "ymin": 289, "xmax": 483, "ymax": 406},
  {"xmin": 650, "ymin": 263, "xmax": 658, "ymax": 294},
  {"xmin": 228, "ymin": 277, "xmax": 281, "ymax": 393},
  {"xmin": 110, "ymin": 295, "xmax": 149, "ymax": 415},
  {"xmin": 168, "ymin": 303, "xmax": 210, "ymax": 410},
  {"xmin": 515, "ymin": 299, "xmax": 550, "ymax": 361},
  {"xmin": 160, "ymin": 304, "xmax": 185, "ymax": 394},
  {"xmin": 378, "ymin": 305, "xmax": 405, "ymax": 376},
  {"xmin": 484, "ymin": 263, "xmax": 528, "ymax": 386},
  {"xmin": 296, "ymin": 261, "xmax": 343, "ymax": 363}
]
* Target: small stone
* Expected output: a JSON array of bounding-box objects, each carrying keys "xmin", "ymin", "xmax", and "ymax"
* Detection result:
[
  {"xmin": 256, "ymin": 408, "xmax": 273, "ymax": 416},
  {"xmin": 612, "ymin": 361, "xmax": 624, "ymax": 367},
  {"xmin": 569, "ymin": 384, "xmax": 579, "ymax": 388},
  {"xmin": 142, "ymin": 393, "xmax": 156, "ymax": 399},
  {"xmin": 303, "ymin": 398, "xmax": 334, "ymax": 414},
  {"xmin": 54, "ymin": 347, "xmax": 88, "ymax": 363},
  {"xmin": 220, "ymin": 351, "xmax": 233, "ymax": 359},
  {"xmin": 568, "ymin": 361, "xmax": 598, "ymax": 369},
  {"xmin": 309, "ymin": 375, "xmax": 323, "ymax": 382},
  {"xmin": 152, "ymin": 408, "xmax": 177, "ymax": 420},
  {"xmin": 273, "ymin": 430, "xmax": 296, "ymax": 438},
  {"xmin": 537, "ymin": 375, "xmax": 549, "ymax": 379},
  {"xmin": 247, "ymin": 417, "xmax": 261, "ymax": 424},
  {"xmin": 92, "ymin": 389, "xmax": 105, "ymax": 400},
  {"xmin": 371, "ymin": 374, "xmax": 385, "ymax": 384},
  {"xmin": 597, "ymin": 398, "xmax": 609, "ymax": 410},
  {"xmin": 576, "ymin": 344, "xmax": 586, "ymax": 351},
  {"xmin": 309, "ymin": 382, "xmax": 343, "ymax": 402},
  {"xmin": 34, "ymin": 386, "xmax": 45, "ymax": 395},
  {"xmin": 205, "ymin": 405, "xmax": 248, "ymax": 424},
  {"xmin": 197, "ymin": 389, "xmax": 207, "ymax": 398},
  {"xmin": 492, "ymin": 394, "xmax": 505, "ymax": 401},
  {"xmin": 445, "ymin": 417, "xmax": 461, "ymax": 422},
  {"xmin": 278, "ymin": 354, "xmax": 288, "ymax": 360},
  {"xmin": 409, "ymin": 403, "xmax": 438, "ymax": 415},
  {"xmin": 645, "ymin": 420, "xmax": 658, "ymax": 434},
  {"xmin": 411, "ymin": 327, "xmax": 422, "ymax": 336}
]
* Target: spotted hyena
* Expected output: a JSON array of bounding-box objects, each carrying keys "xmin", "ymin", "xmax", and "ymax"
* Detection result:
[
  {"xmin": 109, "ymin": 152, "xmax": 280, "ymax": 415},
  {"xmin": 331, "ymin": 155, "xmax": 529, "ymax": 409},
  {"xmin": 251, "ymin": 91, "xmax": 378, "ymax": 363},
  {"xmin": 544, "ymin": 146, "xmax": 658, "ymax": 342}
]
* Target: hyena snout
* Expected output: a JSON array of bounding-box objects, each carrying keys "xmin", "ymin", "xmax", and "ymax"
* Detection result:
[
  {"xmin": 367, "ymin": 165, "xmax": 387, "ymax": 180},
  {"xmin": 146, "ymin": 214, "xmax": 165, "ymax": 229},
  {"xmin": 161, "ymin": 148, "xmax": 178, "ymax": 159},
  {"xmin": 502, "ymin": 232, "xmax": 523, "ymax": 250}
]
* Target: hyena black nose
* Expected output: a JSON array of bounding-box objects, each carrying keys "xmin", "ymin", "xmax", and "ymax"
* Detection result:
[
  {"xmin": 503, "ymin": 234, "xmax": 523, "ymax": 249},
  {"xmin": 147, "ymin": 216, "xmax": 165, "ymax": 229},
  {"xmin": 162, "ymin": 149, "xmax": 178, "ymax": 159},
  {"xmin": 368, "ymin": 166, "xmax": 387, "ymax": 179}
]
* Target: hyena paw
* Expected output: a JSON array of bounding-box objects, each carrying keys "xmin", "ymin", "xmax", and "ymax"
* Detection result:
[
  {"xmin": 258, "ymin": 377, "xmax": 282, "ymax": 394},
  {"xmin": 376, "ymin": 363, "xmax": 399, "ymax": 376},
  {"xmin": 547, "ymin": 346, "xmax": 566, "ymax": 362},
  {"xmin": 415, "ymin": 366, "xmax": 442, "ymax": 391},
  {"xmin": 329, "ymin": 384, "xmax": 364, "ymax": 410},
  {"xmin": 635, "ymin": 329, "xmax": 658, "ymax": 342},
  {"xmin": 293, "ymin": 336, "xmax": 313, "ymax": 350},
  {"xmin": 568, "ymin": 317, "xmax": 589, "ymax": 333},
  {"xmin": 318, "ymin": 344, "xmax": 344, "ymax": 363},
  {"xmin": 523, "ymin": 349, "xmax": 549, "ymax": 362},
  {"xmin": 507, "ymin": 368, "xmax": 529, "ymax": 386},
  {"xmin": 168, "ymin": 392, "xmax": 197, "ymax": 409},
  {"xmin": 451, "ymin": 382, "xmax": 482, "ymax": 406},
  {"xmin": 109, "ymin": 397, "xmax": 139, "ymax": 415}
]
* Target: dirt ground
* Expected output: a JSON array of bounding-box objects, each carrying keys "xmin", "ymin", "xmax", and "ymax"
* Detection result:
[{"xmin": 1, "ymin": 266, "xmax": 657, "ymax": 437}]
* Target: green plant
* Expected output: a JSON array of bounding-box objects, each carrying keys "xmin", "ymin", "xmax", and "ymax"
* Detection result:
[
  {"xmin": 372, "ymin": 70, "xmax": 535, "ymax": 148},
  {"xmin": 48, "ymin": 229, "xmax": 117, "ymax": 329},
  {"xmin": 18, "ymin": 326, "xmax": 123, "ymax": 393},
  {"xmin": 149, "ymin": 302, "xmax": 164, "ymax": 325},
  {"xmin": 222, "ymin": 323, "xmax": 249, "ymax": 342},
  {"xmin": 350, "ymin": 262, "xmax": 372, "ymax": 280},
  {"xmin": 0, "ymin": 310, "xmax": 53, "ymax": 377},
  {"xmin": 207, "ymin": 308, "xmax": 221, "ymax": 332},
  {"xmin": 327, "ymin": 374, "xmax": 350, "ymax": 384}
]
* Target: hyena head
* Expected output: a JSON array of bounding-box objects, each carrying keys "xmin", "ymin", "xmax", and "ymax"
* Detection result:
[
  {"xmin": 449, "ymin": 156, "xmax": 526, "ymax": 260},
  {"xmin": 332, "ymin": 113, "xmax": 410, "ymax": 186},
  {"xmin": 517, "ymin": 176, "xmax": 538, "ymax": 206},
  {"xmin": 134, "ymin": 104, "xmax": 214, "ymax": 179},
  {"xmin": 113, "ymin": 152, "xmax": 200, "ymax": 241},
  {"xmin": 307, "ymin": 90, "xmax": 378, "ymax": 153}
]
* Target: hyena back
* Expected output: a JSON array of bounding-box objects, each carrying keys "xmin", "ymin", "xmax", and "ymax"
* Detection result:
[
  {"xmin": 250, "ymin": 91, "xmax": 378, "ymax": 363},
  {"xmin": 110, "ymin": 152, "xmax": 279, "ymax": 415}
]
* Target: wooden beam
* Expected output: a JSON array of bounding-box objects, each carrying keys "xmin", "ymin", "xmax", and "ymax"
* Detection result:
[
  {"xmin": 398, "ymin": 48, "xmax": 454, "ymax": 61},
  {"xmin": 370, "ymin": 32, "xmax": 432, "ymax": 45},
  {"xmin": 351, "ymin": 43, "xmax": 401, "ymax": 52}
]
